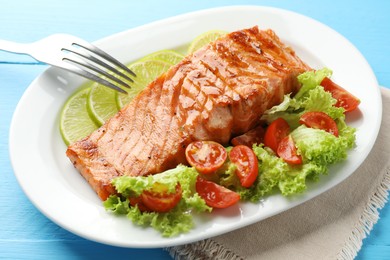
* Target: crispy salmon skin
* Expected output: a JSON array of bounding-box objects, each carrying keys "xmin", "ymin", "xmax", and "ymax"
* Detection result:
[{"xmin": 66, "ymin": 26, "xmax": 310, "ymax": 200}]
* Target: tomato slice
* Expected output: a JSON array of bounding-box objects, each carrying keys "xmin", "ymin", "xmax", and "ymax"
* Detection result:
[
  {"xmin": 129, "ymin": 196, "xmax": 150, "ymax": 212},
  {"xmin": 299, "ymin": 111, "xmax": 339, "ymax": 137},
  {"xmin": 140, "ymin": 183, "xmax": 182, "ymax": 213},
  {"xmin": 277, "ymin": 135, "xmax": 302, "ymax": 165},
  {"xmin": 185, "ymin": 141, "xmax": 227, "ymax": 174},
  {"xmin": 229, "ymin": 145, "xmax": 259, "ymax": 188},
  {"xmin": 320, "ymin": 77, "xmax": 360, "ymax": 112},
  {"xmin": 264, "ymin": 118, "xmax": 290, "ymax": 153},
  {"xmin": 231, "ymin": 125, "xmax": 265, "ymax": 147},
  {"xmin": 196, "ymin": 177, "xmax": 240, "ymax": 208}
]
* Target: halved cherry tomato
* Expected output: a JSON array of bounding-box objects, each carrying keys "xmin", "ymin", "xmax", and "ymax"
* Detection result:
[
  {"xmin": 196, "ymin": 177, "xmax": 240, "ymax": 208},
  {"xmin": 231, "ymin": 125, "xmax": 265, "ymax": 147},
  {"xmin": 185, "ymin": 141, "xmax": 227, "ymax": 174},
  {"xmin": 299, "ymin": 111, "xmax": 339, "ymax": 137},
  {"xmin": 320, "ymin": 77, "xmax": 360, "ymax": 112},
  {"xmin": 139, "ymin": 182, "xmax": 182, "ymax": 213},
  {"xmin": 230, "ymin": 145, "xmax": 259, "ymax": 188},
  {"xmin": 277, "ymin": 135, "xmax": 302, "ymax": 165},
  {"xmin": 129, "ymin": 196, "xmax": 150, "ymax": 212},
  {"xmin": 264, "ymin": 118, "xmax": 290, "ymax": 153}
]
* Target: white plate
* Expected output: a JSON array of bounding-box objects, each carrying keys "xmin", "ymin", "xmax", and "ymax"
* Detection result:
[{"xmin": 9, "ymin": 6, "xmax": 381, "ymax": 248}]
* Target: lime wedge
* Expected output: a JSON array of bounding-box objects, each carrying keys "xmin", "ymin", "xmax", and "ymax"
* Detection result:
[
  {"xmin": 60, "ymin": 87, "xmax": 98, "ymax": 145},
  {"xmin": 116, "ymin": 60, "xmax": 172, "ymax": 108},
  {"xmin": 87, "ymin": 83, "xmax": 118, "ymax": 126},
  {"xmin": 188, "ymin": 30, "xmax": 227, "ymax": 54},
  {"xmin": 139, "ymin": 50, "xmax": 184, "ymax": 65}
]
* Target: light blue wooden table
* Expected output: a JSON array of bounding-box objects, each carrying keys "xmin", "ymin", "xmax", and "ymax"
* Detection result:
[{"xmin": 1, "ymin": 1, "xmax": 389, "ymax": 259}]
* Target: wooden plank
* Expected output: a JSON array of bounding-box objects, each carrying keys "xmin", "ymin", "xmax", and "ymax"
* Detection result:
[{"xmin": 0, "ymin": 241, "xmax": 171, "ymax": 259}]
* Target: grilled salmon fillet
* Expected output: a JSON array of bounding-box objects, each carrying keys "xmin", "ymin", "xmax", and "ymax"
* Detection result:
[{"xmin": 66, "ymin": 26, "xmax": 311, "ymax": 200}]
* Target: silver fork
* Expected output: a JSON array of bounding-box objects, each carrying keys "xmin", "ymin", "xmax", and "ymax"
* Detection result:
[{"xmin": 0, "ymin": 34, "xmax": 135, "ymax": 93}]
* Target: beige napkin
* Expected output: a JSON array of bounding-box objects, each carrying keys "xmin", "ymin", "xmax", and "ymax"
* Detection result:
[{"xmin": 167, "ymin": 87, "xmax": 390, "ymax": 260}]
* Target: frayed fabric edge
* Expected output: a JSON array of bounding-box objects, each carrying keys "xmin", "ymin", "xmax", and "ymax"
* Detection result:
[
  {"xmin": 337, "ymin": 166, "xmax": 390, "ymax": 260},
  {"xmin": 165, "ymin": 239, "xmax": 243, "ymax": 260}
]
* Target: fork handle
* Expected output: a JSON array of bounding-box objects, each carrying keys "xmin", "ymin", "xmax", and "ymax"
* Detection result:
[{"xmin": 0, "ymin": 39, "xmax": 30, "ymax": 55}]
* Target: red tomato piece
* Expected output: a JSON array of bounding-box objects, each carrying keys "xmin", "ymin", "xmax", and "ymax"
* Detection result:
[
  {"xmin": 229, "ymin": 145, "xmax": 259, "ymax": 188},
  {"xmin": 277, "ymin": 135, "xmax": 302, "ymax": 165},
  {"xmin": 196, "ymin": 177, "xmax": 240, "ymax": 208},
  {"xmin": 140, "ymin": 183, "xmax": 182, "ymax": 213},
  {"xmin": 264, "ymin": 118, "xmax": 290, "ymax": 153},
  {"xmin": 320, "ymin": 77, "xmax": 360, "ymax": 112},
  {"xmin": 185, "ymin": 141, "xmax": 227, "ymax": 174},
  {"xmin": 129, "ymin": 196, "xmax": 150, "ymax": 212},
  {"xmin": 299, "ymin": 111, "xmax": 339, "ymax": 137},
  {"xmin": 231, "ymin": 125, "xmax": 266, "ymax": 147}
]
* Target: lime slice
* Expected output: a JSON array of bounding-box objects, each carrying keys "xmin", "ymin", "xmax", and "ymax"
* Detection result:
[
  {"xmin": 87, "ymin": 83, "xmax": 118, "ymax": 126},
  {"xmin": 116, "ymin": 60, "xmax": 172, "ymax": 108},
  {"xmin": 188, "ymin": 30, "xmax": 227, "ymax": 54},
  {"xmin": 139, "ymin": 50, "xmax": 184, "ymax": 65},
  {"xmin": 60, "ymin": 87, "xmax": 99, "ymax": 145}
]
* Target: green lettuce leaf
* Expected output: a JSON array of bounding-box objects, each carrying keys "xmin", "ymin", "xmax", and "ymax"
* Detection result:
[
  {"xmin": 294, "ymin": 67, "xmax": 332, "ymax": 99},
  {"xmin": 126, "ymin": 202, "xmax": 195, "ymax": 237},
  {"xmin": 291, "ymin": 125, "xmax": 355, "ymax": 166}
]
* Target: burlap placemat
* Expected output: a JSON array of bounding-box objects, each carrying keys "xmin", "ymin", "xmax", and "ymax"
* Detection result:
[{"xmin": 167, "ymin": 87, "xmax": 390, "ymax": 260}]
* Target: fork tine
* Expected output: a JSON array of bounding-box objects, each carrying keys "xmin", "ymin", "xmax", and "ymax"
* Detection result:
[
  {"xmin": 73, "ymin": 42, "xmax": 136, "ymax": 78},
  {"xmin": 61, "ymin": 63, "xmax": 127, "ymax": 93},
  {"xmin": 63, "ymin": 55, "xmax": 132, "ymax": 89},
  {"xmin": 63, "ymin": 47, "xmax": 134, "ymax": 83}
]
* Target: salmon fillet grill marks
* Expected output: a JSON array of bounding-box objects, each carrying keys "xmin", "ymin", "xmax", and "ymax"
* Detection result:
[{"xmin": 66, "ymin": 26, "xmax": 311, "ymax": 200}]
